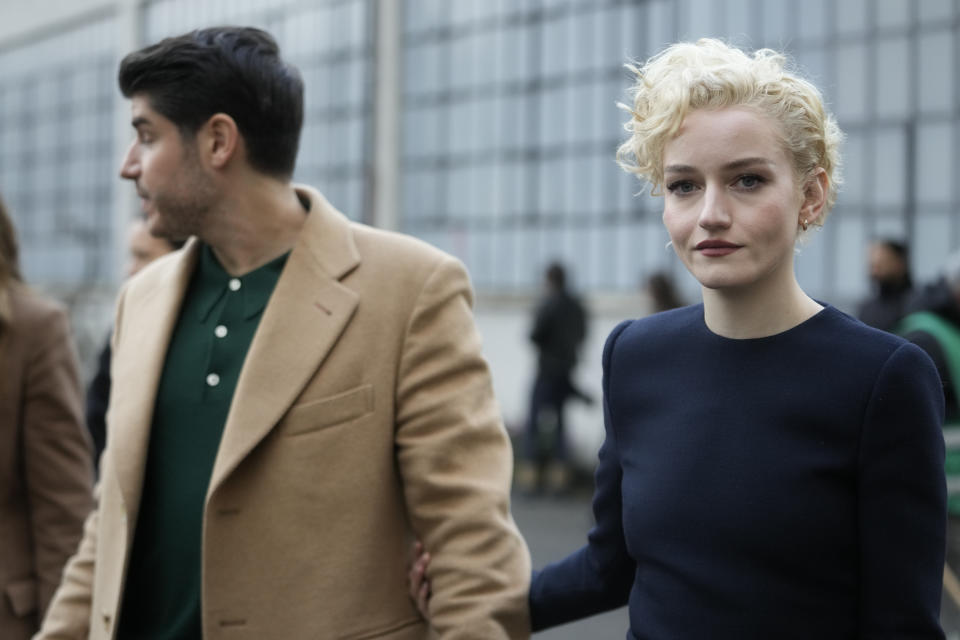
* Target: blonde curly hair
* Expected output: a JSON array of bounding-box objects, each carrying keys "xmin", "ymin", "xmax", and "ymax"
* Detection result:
[{"xmin": 616, "ymin": 38, "xmax": 844, "ymax": 225}]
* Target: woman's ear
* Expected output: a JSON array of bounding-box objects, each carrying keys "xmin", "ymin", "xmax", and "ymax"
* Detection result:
[
  {"xmin": 200, "ymin": 113, "xmax": 240, "ymax": 170},
  {"xmin": 800, "ymin": 167, "xmax": 828, "ymax": 226}
]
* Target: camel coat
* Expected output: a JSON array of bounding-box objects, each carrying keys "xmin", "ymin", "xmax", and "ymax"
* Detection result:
[
  {"xmin": 38, "ymin": 186, "xmax": 531, "ymax": 640},
  {"xmin": 0, "ymin": 283, "xmax": 94, "ymax": 640}
]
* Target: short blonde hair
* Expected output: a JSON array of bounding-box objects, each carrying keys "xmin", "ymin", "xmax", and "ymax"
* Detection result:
[{"xmin": 616, "ymin": 38, "xmax": 844, "ymax": 224}]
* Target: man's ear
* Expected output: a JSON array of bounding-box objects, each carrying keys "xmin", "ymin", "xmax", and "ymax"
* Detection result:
[
  {"xmin": 800, "ymin": 167, "xmax": 828, "ymax": 226},
  {"xmin": 201, "ymin": 113, "xmax": 240, "ymax": 170}
]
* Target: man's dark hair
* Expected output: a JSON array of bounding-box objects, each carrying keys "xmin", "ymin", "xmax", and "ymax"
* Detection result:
[{"xmin": 119, "ymin": 26, "xmax": 303, "ymax": 179}]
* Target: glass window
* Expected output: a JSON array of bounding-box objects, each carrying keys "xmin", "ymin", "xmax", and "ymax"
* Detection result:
[
  {"xmin": 914, "ymin": 213, "xmax": 954, "ymax": 282},
  {"xmin": 875, "ymin": 0, "xmax": 911, "ymax": 30},
  {"xmin": 918, "ymin": 0, "xmax": 954, "ymax": 25},
  {"xmin": 645, "ymin": 0, "xmax": 675, "ymax": 54},
  {"xmin": 721, "ymin": 0, "xmax": 756, "ymax": 43},
  {"xmin": 872, "ymin": 215, "xmax": 908, "ymax": 239},
  {"xmin": 679, "ymin": 0, "xmax": 716, "ymax": 41},
  {"xmin": 874, "ymin": 36, "xmax": 910, "ymax": 120},
  {"xmin": 872, "ymin": 127, "xmax": 906, "ymax": 207},
  {"xmin": 797, "ymin": 0, "xmax": 828, "ymax": 42},
  {"xmin": 542, "ymin": 15, "xmax": 569, "ymax": 78},
  {"xmin": 760, "ymin": 0, "xmax": 791, "ymax": 46},
  {"xmin": 834, "ymin": 215, "xmax": 870, "ymax": 299},
  {"xmin": 833, "ymin": 43, "xmax": 867, "ymax": 122},
  {"xmin": 916, "ymin": 121, "xmax": 954, "ymax": 205},
  {"xmin": 838, "ymin": 131, "xmax": 865, "ymax": 207},
  {"xmin": 836, "ymin": 0, "xmax": 868, "ymax": 36},
  {"xmin": 918, "ymin": 30, "xmax": 953, "ymax": 114},
  {"xmin": 795, "ymin": 228, "xmax": 826, "ymax": 296}
]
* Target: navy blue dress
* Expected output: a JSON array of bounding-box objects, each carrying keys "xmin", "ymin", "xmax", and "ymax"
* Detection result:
[{"xmin": 530, "ymin": 304, "xmax": 946, "ymax": 639}]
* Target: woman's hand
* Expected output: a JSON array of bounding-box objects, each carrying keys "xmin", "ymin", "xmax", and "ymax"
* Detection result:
[{"xmin": 408, "ymin": 541, "xmax": 432, "ymax": 618}]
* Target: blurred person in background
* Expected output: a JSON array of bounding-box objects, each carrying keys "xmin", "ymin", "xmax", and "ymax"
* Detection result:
[
  {"xmin": 38, "ymin": 26, "xmax": 529, "ymax": 640},
  {"xmin": 411, "ymin": 38, "xmax": 946, "ymax": 638},
  {"xmin": 0, "ymin": 196, "xmax": 94, "ymax": 640},
  {"xmin": 899, "ymin": 250, "xmax": 960, "ymax": 422},
  {"xmin": 84, "ymin": 218, "xmax": 183, "ymax": 469},
  {"xmin": 857, "ymin": 238, "xmax": 913, "ymax": 331},
  {"xmin": 517, "ymin": 261, "xmax": 590, "ymax": 496},
  {"xmin": 644, "ymin": 269, "xmax": 685, "ymax": 313}
]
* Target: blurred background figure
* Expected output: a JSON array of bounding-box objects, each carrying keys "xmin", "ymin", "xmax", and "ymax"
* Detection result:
[
  {"xmin": 644, "ymin": 270, "xmax": 685, "ymax": 313},
  {"xmin": 518, "ymin": 262, "xmax": 590, "ymax": 495},
  {"xmin": 0, "ymin": 197, "xmax": 93, "ymax": 640},
  {"xmin": 857, "ymin": 238, "xmax": 913, "ymax": 331},
  {"xmin": 85, "ymin": 218, "xmax": 183, "ymax": 468},
  {"xmin": 900, "ymin": 249, "xmax": 960, "ymax": 422}
]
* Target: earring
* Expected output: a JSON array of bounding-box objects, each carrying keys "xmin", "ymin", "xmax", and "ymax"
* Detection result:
[{"xmin": 799, "ymin": 218, "xmax": 809, "ymax": 231}]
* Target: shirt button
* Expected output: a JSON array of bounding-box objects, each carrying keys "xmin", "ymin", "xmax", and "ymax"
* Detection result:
[
  {"xmin": 206, "ymin": 373, "xmax": 221, "ymax": 387},
  {"xmin": 229, "ymin": 278, "xmax": 241, "ymax": 291},
  {"xmin": 214, "ymin": 325, "xmax": 228, "ymax": 338}
]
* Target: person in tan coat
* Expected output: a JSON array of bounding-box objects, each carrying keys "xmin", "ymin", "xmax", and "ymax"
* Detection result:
[
  {"xmin": 0, "ymin": 197, "xmax": 94, "ymax": 639},
  {"xmin": 38, "ymin": 27, "xmax": 529, "ymax": 640}
]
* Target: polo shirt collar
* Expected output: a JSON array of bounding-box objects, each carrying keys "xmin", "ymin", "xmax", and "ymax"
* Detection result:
[{"xmin": 195, "ymin": 244, "xmax": 290, "ymax": 321}]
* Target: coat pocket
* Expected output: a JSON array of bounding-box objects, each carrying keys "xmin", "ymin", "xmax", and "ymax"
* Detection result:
[
  {"xmin": 4, "ymin": 577, "xmax": 37, "ymax": 618},
  {"xmin": 282, "ymin": 384, "xmax": 374, "ymax": 436}
]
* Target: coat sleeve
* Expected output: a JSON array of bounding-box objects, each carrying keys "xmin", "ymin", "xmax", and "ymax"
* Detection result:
[
  {"xmin": 528, "ymin": 320, "xmax": 634, "ymax": 630},
  {"xmin": 22, "ymin": 304, "xmax": 94, "ymax": 619},
  {"xmin": 394, "ymin": 256, "xmax": 531, "ymax": 640},
  {"xmin": 858, "ymin": 341, "xmax": 947, "ymax": 637}
]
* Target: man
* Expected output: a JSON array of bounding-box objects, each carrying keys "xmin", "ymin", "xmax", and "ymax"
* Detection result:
[
  {"xmin": 857, "ymin": 238, "xmax": 913, "ymax": 332},
  {"xmin": 85, "ymin": 219, "xmax": 183, "ymax": 468},
  {"xmin": 39, "ymin": 27, "xmax": 529, "ymax": 639},
  {"xmin": 517, "ymin": 262, "xmax": 589, "ymax": 495}
]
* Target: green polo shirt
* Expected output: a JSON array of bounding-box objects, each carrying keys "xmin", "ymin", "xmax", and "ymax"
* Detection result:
[{"xmin": 118, "ymin": 244, "xmax": 288, "ymax": 640}]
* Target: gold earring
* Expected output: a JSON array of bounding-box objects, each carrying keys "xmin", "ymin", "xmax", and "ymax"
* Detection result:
[{"xmin": 800, "ymin": 218, "xmax": 809, "ymax": 231}]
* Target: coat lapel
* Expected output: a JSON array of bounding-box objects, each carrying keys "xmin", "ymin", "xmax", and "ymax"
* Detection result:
[
  {"xmin": 110, "ymin": 242, "xmax": 199, "ymax": 525},
  {"xmin": 207, "ymin": 187, "xmax": 360, "ymax": 495}
]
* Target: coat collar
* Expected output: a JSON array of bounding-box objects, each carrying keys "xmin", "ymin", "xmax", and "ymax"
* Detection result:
[
  {"xmin": 206, "ymin": 185, "xmax": 361, "ymax": 497},
  {"xmin": 111, "ymin": 243, "xmax": 199, "ymax": 521}
]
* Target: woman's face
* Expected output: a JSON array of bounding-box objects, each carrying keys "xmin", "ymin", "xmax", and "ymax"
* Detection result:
[{"xmin": 661, "ymin": 106, "xmax": 820, "ymax": 295}]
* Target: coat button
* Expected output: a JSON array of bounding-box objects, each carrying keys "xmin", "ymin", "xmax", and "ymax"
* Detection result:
[{"xmin": 206, "ymin": 373, "xmax": 221, "ymax": 387}]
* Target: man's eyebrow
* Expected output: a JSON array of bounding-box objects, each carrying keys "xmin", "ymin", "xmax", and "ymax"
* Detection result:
[{"xmin": 131, "ymin": 116, "xmax": 150, "ymax": 128}]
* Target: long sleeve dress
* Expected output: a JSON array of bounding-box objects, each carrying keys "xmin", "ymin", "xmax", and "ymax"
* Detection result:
[{"xmin": 531, "ymin": 304, "xmax": 947, "ymax": 639}]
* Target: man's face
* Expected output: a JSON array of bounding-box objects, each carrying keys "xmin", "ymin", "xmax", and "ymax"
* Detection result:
[
  {"xmin": 868, "ymin": 244, "xmax": 907, "ymax": 286},
  {"xmin": 126, "ymin": 219, "xmax": 176, "ymax": 278},
  {"xmin": 119, "ymin": 95, "xmax": 216, "ymax": 242}
]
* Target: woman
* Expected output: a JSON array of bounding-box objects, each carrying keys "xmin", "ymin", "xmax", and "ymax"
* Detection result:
[
  {"xmin": 412, "ymin": 38, "xmax": 947, "ymax": 638},
  {"xmin": 0, "ymin": 197, "xmax": 93, "ymax": 639}
]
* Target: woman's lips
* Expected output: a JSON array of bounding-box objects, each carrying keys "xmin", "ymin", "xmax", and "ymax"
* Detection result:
[{"xmin": 695, "ymin": 240, "xmax": 742, "ymax": 257}]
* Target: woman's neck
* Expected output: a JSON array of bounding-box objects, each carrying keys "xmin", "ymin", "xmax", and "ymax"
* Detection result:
[{"xmin": 701, "ymin": 277, "xmax": 823, "ymax": 339}]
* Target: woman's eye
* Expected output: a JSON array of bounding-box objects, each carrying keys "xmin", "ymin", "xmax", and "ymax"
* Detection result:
[
  {"xmin": 667, "ymin": 180, "xmax": 696, "ymax": 194},
  {"xmin": 737, "ymin": 174, "xmax": 764, "ymax": 189}
]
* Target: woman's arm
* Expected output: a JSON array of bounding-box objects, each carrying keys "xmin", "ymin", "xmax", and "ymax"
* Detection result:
[
  {"xmin": 527, "ymin": 320, "xmax": 635, "ymax": 631},
  {"xmin": 858, "ymin": 341, "xmax": 946, "ymax": 637}
]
